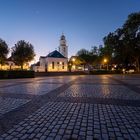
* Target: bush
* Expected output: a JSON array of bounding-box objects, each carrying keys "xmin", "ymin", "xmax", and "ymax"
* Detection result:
[
  {"xmin": 0, "ymin": 70, "xmax": 35, "ymax": 79},
  {"xmin": 89, "ymin": 70, "xmax": 122, "ymax": 75}
]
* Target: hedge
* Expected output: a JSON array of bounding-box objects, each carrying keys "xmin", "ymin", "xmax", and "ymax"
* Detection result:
[
  {"xmin": 0, "ymin": 70, "xmax": 35, "ymax": 79},
  {"xmin": 89, "ymin": 70, "xmax": 122, "ymax": 75}
]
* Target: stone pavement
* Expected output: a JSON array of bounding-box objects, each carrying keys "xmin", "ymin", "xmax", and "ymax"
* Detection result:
[{"xmin": 0, "ymin": 75, "xmax": 140, "ymax": 140}]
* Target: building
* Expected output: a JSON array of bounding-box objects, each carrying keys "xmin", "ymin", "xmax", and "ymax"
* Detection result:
[
  {"xmin": 59, "ymin": 34, "xmax": 68, "ymax": 58},
  {"xmin": 32, "ymin": 34, "xmax": 68, "ymax": 72},
  {"xmin": 0, "ymin": 57, "xmax": 29, "ymax": 70}
]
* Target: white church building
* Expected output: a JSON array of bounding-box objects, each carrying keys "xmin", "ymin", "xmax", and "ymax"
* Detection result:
[{"xmin": 32, "ymin": 34, "xmax": 68, "ymax": 72}]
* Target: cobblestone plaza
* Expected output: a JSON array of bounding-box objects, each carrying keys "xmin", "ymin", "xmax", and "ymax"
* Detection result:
[{"xmin": 0, "ymin": 75, "xmax": 140, "ymax": 140}]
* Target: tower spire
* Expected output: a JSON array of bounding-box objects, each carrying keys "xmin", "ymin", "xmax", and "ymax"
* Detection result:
[{"xmin": 58, "ymin": 34, "xmax": 68, "ymax": 58}]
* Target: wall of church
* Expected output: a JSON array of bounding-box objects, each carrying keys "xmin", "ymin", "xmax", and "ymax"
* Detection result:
[
  {"xmin": 40, "ymin": 58, "xmax": 46, "ymax": 66},
  {"xmin": 32, "ymin": 66, "xmax": 45, "ymax": 72},
  {"xmin": 46, "ymin": 57, "xmax": 68, "ymax": 72}
]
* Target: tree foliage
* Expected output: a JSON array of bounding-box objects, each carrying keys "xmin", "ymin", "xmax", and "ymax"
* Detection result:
[
  {"xmin": 75, "ymin": 12, "xmax": 140, "ymax": 71},
  {"xmin": 76, "ymin": 48, "xmax": 98, "ymax": 65},
  {"xmin": 69, "ymin": 56, "xmax": 85, "ymax": 66},
  {"xmin": 102, "ymin": 12, "xmax": 140, "ymax": 71},
  {"xmin": 122, "ymin": 12, "xmax": 140, "ymax": 71},
  {"xmin": 11, "ymin": 40, "xmax": 35, "ymax": 69},
  {"xmin": 0, "ymin": 38, "xmax": 9, "ymax": 65}
]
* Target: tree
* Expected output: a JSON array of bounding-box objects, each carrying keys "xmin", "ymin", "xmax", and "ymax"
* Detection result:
[
  {"xmin": 0, "ymin": 38, "xmax": 9, "ymax": 68},
  {"xmin": 91, "ymin": 46, "xmax": 98, "ymax": 55},
  {"xmin": 11, "ymin": 40, "xmax": 35, "ymax": 69},
  {"xmin": 68, "ymin": 56, "xmax": 86, "ymax": 71},
  {"xmin": 122, "ymin": 12, "xmax": 140, "ymax": 71},
  {"xmin": 76, "ymin": 48, "xmax": 98, "ymax": 70},
  {"xmin": 103, "ymin": 32, "xmax": 120, "ymax": 65},
  {"xmin": 77, "ymin": 49, "xmax": 89, "ymax": 56},
  {"xmin": 77, "ymin": 49, "xmax": 94, "ymax": 64},
  {"xmin": 102, "ymin": 12, "xmax": 140, "ymax": 71}
]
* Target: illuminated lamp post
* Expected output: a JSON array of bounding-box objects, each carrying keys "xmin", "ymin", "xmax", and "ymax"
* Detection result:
[
  {"xmin": 72, "ymin": 58, "xmax": 76, "ymax": 71},
  {"xmin": 72, "ymin": 58, "xmax": 75, "ymax": 62},
  {"xmin": 104, "ymin": 58, "xmax": 108, "ymax": 70}
]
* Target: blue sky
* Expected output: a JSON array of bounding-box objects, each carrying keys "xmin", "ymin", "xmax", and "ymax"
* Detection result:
[{"xmin": 0, "ymin": 0, "xmax": 140, "ymax": 62}]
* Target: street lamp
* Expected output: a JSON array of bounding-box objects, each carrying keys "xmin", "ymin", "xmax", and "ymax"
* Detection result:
[
  {"xmin": 104, "ymin": 58, "xmax": 107, "ymax": 63},
  {"xmin": 72, "ymin": 58, "xmax": 75, "ymax": 62},
  {"xmin": 71, "ymin": 58, "xmax": 76, "ymax": 71},
  {"xmin": 103, "ymin": 58, "xmax": 108, "ymax": 70}
]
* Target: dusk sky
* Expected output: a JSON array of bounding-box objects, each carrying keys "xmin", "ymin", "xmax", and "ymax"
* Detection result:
[{"xmin": 0, "ymin": 0, "xmax": 140, "ymax": 62}]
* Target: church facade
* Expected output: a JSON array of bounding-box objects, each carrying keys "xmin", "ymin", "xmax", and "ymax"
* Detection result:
[{"xmin": 32, "ymin": 34, "xmax": 68, "ymax": 72}]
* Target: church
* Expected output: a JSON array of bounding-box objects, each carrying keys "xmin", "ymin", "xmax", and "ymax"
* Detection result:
[{"xmin": 32, "ymin": 34, "xmax": 68, "ymax": 72}]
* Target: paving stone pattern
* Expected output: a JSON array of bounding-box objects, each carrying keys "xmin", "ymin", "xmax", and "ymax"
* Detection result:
[
  {"xmin": 59, "ymin": 84, "xmax": 140, "ymax": 100},
  {"xmin": 121, "ymin": 80, "xmax": 140, "ymax": 85},
  {"xmin": 0, "ymin": 75, "xmax": 140, "ymax": 140},
  {"xmin": 0, "ymin": 83, "xmax": 62, "ymax": 95},
  {"xmin": 0, "ymin": 97, "xmax": 29, "ymax": 117},
  {"xmin": 74, "ymin": 80, "xmax": 119, "ymax": 84},
  {"xmin": 1, "ymin": 102, "xmax": 140, "ymax": 140}
]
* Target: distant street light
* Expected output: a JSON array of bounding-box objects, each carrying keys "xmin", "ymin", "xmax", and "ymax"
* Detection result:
[
  {"xmin": 72, "ymin": 58, "xmax": 75, "ymax": 62},
  {"xmin": 103, "ymin": 58, "xmax": 108, "ymax": 70},
  {"xmin": 71, "ymin": 57, "xmax": 76, "ymax": 71},
  {"xmin": 104, "ymin": 58, "xmax": 107, "ymax": 63}
]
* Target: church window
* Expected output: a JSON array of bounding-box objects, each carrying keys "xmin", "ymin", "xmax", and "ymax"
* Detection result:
[
  {"xmin": 52, "ymin": 62, "xmax": 54, "ymax": 69},
  {"xmin": 62, "ymin": 62, "xmax": 64, "ymax": 69}
]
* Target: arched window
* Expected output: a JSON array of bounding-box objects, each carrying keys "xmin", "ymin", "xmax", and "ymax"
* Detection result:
[
  {"xmin": 52, "ymin": 62, "xmax": 54, "ymax": 69},
  {"xmin": 62, "ymin": 62, "xmax": 64, "ymax": 69}
]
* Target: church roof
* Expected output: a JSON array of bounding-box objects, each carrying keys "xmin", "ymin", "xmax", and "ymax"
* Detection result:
[
  {"xmin": 40, "ymin": 56, "xmax": 46, "ymax": 59},
  {"xmin": 6, "ymin": 57, "xmax": 13, "ymax": 61},
  {"xmin": 47, "ymin": 50, "xmax": 66, "ymax": 58},
  {"xmin": 35, "ymin": 61, "xmax": 40, "ymax": 66}
]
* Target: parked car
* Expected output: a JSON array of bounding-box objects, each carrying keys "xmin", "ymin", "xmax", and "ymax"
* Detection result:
[
  {"xmin": 123, "ymin": 66, "xmax": 136, "ymax": 74},
  {"xmin": 125, "ymin": 69, "xmax": 135, "ymax": 73}
]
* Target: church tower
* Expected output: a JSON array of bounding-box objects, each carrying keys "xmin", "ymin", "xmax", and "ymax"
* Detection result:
[{"xmin": 59, "ymin": 34, "xmax": 68, "ymax": 58}]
